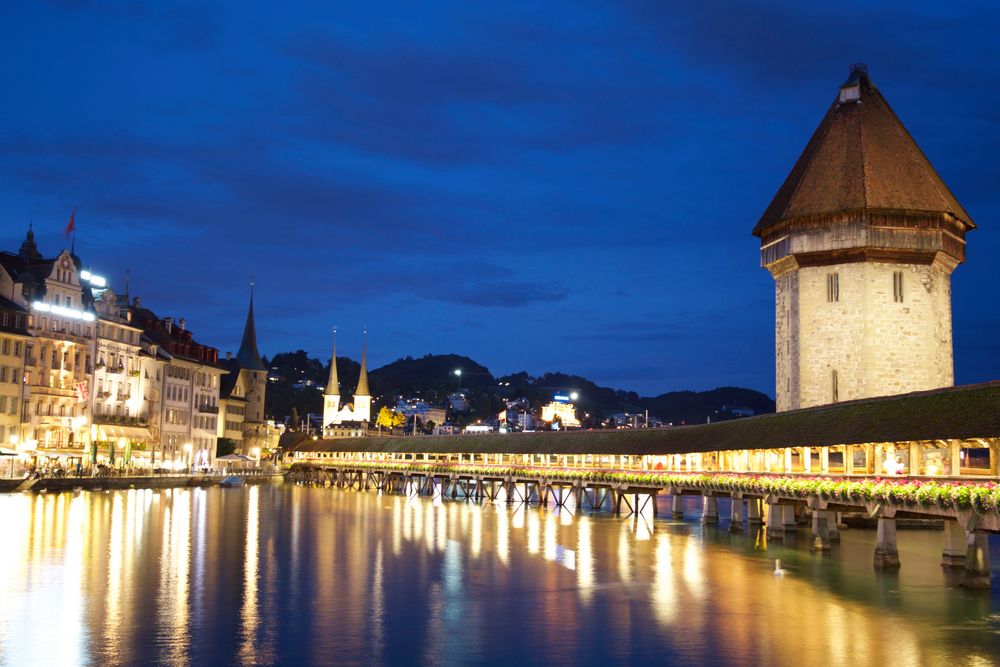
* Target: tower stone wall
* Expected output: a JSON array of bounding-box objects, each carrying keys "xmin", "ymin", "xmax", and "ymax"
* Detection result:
[{"xmin": 774, "ymin": 260, "xmax": 954, "ymax": 411}]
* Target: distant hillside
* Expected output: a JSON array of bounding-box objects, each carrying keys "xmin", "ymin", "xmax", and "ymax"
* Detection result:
[
  {"xmin": 639, "ymin": 387, "xmax": 775, "ymax": 425},
  {"xmin": 262, "ymin": 351, "xmax": 774, "ymax": 425}
]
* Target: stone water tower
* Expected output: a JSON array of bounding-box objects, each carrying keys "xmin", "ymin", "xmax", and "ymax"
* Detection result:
[{"xmin": 755, "ymin": 65, "xmax": 975, "ymax": 411}]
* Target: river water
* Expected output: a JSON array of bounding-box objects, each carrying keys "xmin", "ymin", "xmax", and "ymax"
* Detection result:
[{"xmin": 1, "ymin": 484, "xmax": 999, "ymax": 666}]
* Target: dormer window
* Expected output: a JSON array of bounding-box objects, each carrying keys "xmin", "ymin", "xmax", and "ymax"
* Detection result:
[
  {"xmin": 839, "ymin": 85, "xmax": 860, "ymax": 103},
  {"xmin": 838, "ymin": 63, "xmax": 866, "ymax": 103}
]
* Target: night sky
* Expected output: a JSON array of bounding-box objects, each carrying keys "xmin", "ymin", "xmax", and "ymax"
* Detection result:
[{"xmin": 2, "ymin": 1, "xmax": 997, "ymax": 396}]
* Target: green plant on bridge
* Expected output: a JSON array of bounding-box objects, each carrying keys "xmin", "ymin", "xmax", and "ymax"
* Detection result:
[{"xmin": 288, "ymin": 461, "xmax": 1000, "ymax": 515}]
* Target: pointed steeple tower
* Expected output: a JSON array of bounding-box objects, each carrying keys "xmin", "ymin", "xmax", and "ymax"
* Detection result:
[
  {"xmin": 352, "ymin": 328, "xmax": 372, "ymax": 423},
  {"xmin": 325, "ymin": 327, "xmax": 340, "ymax": 397},
  {"xmin": 356, "ymin": 329, "xmax": 370, "ymax": 396},
  {"xmin": 18, "ymin": 225, "xmax": 42, "ymax": 262},
  {"xmin": 236, "ymin": 279, "xmax": 266, "ymax": 372},
  {"xmin": 322, "ymin": 326, "xmax": 342, "ymax": 430}
]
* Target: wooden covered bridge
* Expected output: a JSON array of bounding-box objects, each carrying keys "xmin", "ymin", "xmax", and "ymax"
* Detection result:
[{"xmin": 283, "ymin": 381, "xmax": 1000, "ymax": 587}]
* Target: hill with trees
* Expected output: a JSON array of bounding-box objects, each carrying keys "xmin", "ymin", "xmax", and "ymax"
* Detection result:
[{"xmin": 262, "ymin": 352, "xmax": 775, "ymax": 427}]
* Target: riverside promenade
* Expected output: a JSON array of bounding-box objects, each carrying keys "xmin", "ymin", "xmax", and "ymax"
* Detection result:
[{"xmin": 0, "ymin": 470, "xmax": 282, "ymax": 493}]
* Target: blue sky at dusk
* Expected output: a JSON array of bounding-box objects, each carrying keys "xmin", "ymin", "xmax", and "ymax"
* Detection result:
[{"xmin": 1, "ymin": 1, "xmax": 997, "ymax": 396}]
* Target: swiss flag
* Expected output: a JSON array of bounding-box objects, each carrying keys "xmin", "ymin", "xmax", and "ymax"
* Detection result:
[{"xmin": 64, "ymin": 208, "xmax": 76, "ymax": 240}]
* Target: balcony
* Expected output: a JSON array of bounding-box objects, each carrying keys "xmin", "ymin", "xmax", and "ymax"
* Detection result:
[
  {"xmin": 198, "ymin": 404, "xmax": 220, "ymax": 414},
  {"xmin": 93, "ymin": 415, "xmax": 149, "ymax": 428}
]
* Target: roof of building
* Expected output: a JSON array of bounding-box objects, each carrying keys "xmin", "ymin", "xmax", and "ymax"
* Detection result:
[
  {"xmin": 219, "ymin": 358, "xmax": 242, "ymax": 398},
  {"xmin": 285, "ymin": 382, "xmax": 1000, "ymax": 456},
  {"xmin": 0, "ymin": 294, "xmax": 29, "ymax": 336},
  {"xmin": 130, "ymin": 305, "xmax": 223, "ymax": 367},
  {"xmin": 754, "ymin": 65, "xmax": 974, "ymax": 237},
  {"xmin": 236, "ymin": 294, "xmax": 266, "ymax": 372}
]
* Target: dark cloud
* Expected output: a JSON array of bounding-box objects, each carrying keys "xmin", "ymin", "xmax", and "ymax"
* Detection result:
[{"xmin": 1, "ymin": 0, "xmax": 997, "ymax": 395}]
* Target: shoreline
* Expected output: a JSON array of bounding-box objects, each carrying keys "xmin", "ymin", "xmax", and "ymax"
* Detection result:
[{"xmin": 0, "ymin": 473, "xmax": 284, "ymax": 494}]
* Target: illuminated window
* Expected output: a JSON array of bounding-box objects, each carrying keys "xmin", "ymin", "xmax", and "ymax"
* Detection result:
[{"xmin": 826, "ymin": 273, "xmax": 839, "ymax": 302}]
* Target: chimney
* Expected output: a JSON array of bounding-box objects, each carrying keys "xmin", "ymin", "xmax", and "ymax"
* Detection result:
[
  {"xmin": 226, "ymin": 351, "xmax": 233, "ymax": 360},
  {"xmin": 133, "ymin": 297, "xmax": 142, "ymax": 307},
  {"xmin": 164, "ymin": 317, "xmax": 173, "ymax": 333},
  {"xmin": 179, "ymin": 318, "xmax": 186, "ymax": 331}
]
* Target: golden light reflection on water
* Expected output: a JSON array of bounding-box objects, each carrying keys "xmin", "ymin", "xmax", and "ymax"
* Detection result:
[
  {"xmin": 2, "ymin": 486, "xmax": 999, "ymax": 666},
  {"xmin": 238, "ymin": 485, "xmax": 259, "ymax": 666}
]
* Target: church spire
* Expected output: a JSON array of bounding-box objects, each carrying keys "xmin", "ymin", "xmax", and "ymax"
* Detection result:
[
  {"xmin": 236, "ymin": 278, "xmax": 266, "ymax": 371},
  {"xmin": 355, "ymin": 328, "xmax": 370, "ymax": 397},
  {"xmin": 18, "ymin": 225, "xmax": 41, "ymax": 262},
  {"xmin": 325, "ymin": 326, "xmax": 340, "ymax": 397}
]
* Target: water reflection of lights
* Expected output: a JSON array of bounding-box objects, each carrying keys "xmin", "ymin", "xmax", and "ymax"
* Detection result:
[
  {"xmin": 576, "ymin": 517, "xmax": 594, "ymax": 603},
  {"xmin": 239, "ymin": 485, "xmax": 260, "ymax": 664},
  {"xmin": 650, "ymin": 533, "xmax": 677, "ymax": 625},
  {"xmin": 618, "ymin": 522, "xmax": 633, "ymax": 582},
  {"xmin": 682, "ymin": 536, "xmax": 706, "ymax": 599},
  {"xmin": 544, "ymin": 512, "xmax": 558, "ymax": 562},
  {"xmin": 105, "ymin": 492, "xmax": 125, "ymax": 662},
  {"xmin": 495, "ymin": 504, "xmax": 510, "ymax": 566},
  {"xmin": 158, "ymin": 489, "xmax": 191, "ymax": 665},
  {"xmin": 527, "ymin": 510, "xmax": 541, "ymax": 555},
  {"xmin": 371, "ymin": 541, "xmax": 385, "ymax": 665},
  {"xmin": 1, "ymin": 486, "xmax": 990, "ymax": 666},
  {"xmin": 469, "ymin": 505, "xmax": 482, "ymax": 559}
]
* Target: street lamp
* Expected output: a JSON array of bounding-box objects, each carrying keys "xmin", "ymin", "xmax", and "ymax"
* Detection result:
[
  {"xmin": 570, "ymin": 392, "xmax": 579, "ymax": 401},
  {"xmin": 453, "ymin": 368, "xmax": 462, "ymax": 390}
]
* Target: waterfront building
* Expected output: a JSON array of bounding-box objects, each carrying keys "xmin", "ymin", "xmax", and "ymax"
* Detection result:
[
  {"xmin": 0, "ymin": 296, "xmax": 29, "ymax": 445},
  {"xmin": 0, "ymin": 230, "xmax": 95, "ymax": 453},
  {"xmin": 219, "ymin": 292, "xmax": 272, "ymax": 455},
  {"xmin": 90, "ymin": 288, "xmax": 152, "ymax": 462},
  {"xmin": 396, "ymin": 399, "xmax": 447, "ymax": 430},
  {"xmin": 755, "ymin": 65, "xmax": 974, "ymax": 411},
  {"xmin": 130, "ymin": 307, "xmax": 225, "ymax": 468},
  {"xmin": 321, "ymin": 330, "xmax": 371, "ymax": 434},
  {"xmin": 540, "ymin": 400, "xmax": 580, "ymax": 429}
]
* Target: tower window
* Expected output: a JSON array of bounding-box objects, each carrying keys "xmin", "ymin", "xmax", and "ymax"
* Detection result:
[
  {"xmin": 826, "ymin": 273, "xmax": 840, "ymax": 302},
  {"xmin": 893, "ymin": 271, "xmax": 904, "ymax": 303},
  {"xmin": 831, "ymin": 369, "xmax": 839, "ymax": 403}
]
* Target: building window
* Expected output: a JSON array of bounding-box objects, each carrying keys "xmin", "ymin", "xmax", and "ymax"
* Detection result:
[
  {"xmin": 826, "ymin": 273, "xmax": 839, "ymax": 302},
  {"xmin": 831, "ymin": 369, "xmax": 839, "ymax": 403},
  {"xmin": 893, "ymin": 271, "xmax": 904, "ymax": 303}
]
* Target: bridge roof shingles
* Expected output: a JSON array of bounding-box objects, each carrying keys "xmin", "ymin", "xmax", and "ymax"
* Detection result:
[{"xmin": 285, "ymin": 382, "xmax": 1000, "ymax": 457}]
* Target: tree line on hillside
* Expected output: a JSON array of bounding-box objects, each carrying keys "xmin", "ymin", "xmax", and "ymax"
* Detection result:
[{"xmin": 262, "ymin": 351, "xmax": 775, "ymax": 428}]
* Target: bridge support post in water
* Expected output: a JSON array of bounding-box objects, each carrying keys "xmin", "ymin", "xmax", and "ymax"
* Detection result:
[
  {"xmin": 765, "ymin": 500, "xmax": 783, "ymax": 537},
  {"xmin": 747, "ymin": 497, "xmax": 762, "ymax": 525},
  {"xmin": 942, "ymin": 519, "xmax": 967, "ymax": 568},
  {"xmin": 811, "ymin": 510, "xmax": 832, "ymax": 551},
  {"xmin": 781, "ymin": 505, "xmax": 798, "ymax": 532},
  {"xmin": 670, "ymin": 491, "xmax": 683, "ymax": 519},
  {"xmin": 873, "ymin": 513, "xmax": 900, "ymax": 569},
  {"xmin": 829, "ymin": 513, "xmax": 841, "ymax": 542},
  {"xmin": 702, "ymin": 494, "xmax": 718, "ymax": 524},
  {"xmin": 962, "ymin": 531, "xmax": 992, "ymax": 590},
  {"xmin": 729, "ymin": 493, "xmax": 744, "ymax": 533}
]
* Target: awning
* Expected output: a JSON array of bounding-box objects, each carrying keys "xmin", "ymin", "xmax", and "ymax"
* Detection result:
[
  {"xmin": 34, "ymin": 449, "xmax": 86, "ymax": 458},
  {"xmin": 94, "ymin": 425, "xmax": 152, "ymax": 440}
]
